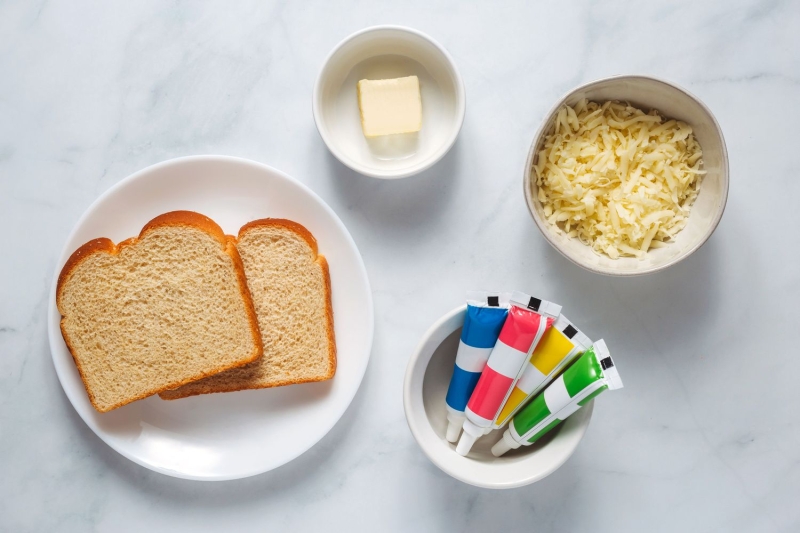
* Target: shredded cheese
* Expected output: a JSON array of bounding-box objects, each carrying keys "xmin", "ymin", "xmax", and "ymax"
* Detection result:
[{"xmin": 534, "ymin": 99, "xmax": 705, "ymax": 259}]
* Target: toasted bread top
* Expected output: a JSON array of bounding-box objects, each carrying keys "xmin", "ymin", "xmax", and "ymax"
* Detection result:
[
  {"xmin": 159, "ymin": 218, "xmax": 336, "ymax": 399},
  {"xmin": 57, "ymin": 210, "xmax": 263, "ymax": 412}
]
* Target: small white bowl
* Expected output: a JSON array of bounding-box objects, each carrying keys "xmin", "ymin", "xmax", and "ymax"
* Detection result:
[
  {"xmin": 403, "ymin": 306, "xmax": 593, "ymax": 489},
  {"xmin": 523, "ymin": 75, "xmax": 729, "ymax": 276},
  {"xmin": 313, "ymin": 26, "xmax": 466, "ymax": 179}
]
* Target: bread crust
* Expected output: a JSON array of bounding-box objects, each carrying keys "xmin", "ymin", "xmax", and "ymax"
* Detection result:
[
  {"xmin": 159, "ymin": 218, "xmax": 336, "ymax": 399},
  {"xmin": 56, "ymin": 210, "xmax": 264, "ymax": 412}
]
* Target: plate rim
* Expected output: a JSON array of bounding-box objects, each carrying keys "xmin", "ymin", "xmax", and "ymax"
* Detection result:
[{"xmin": 47, "ymin": 154, "xmax": 374, "ymax": 480}]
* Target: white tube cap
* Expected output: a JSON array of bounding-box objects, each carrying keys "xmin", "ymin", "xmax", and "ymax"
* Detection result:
[
  {"xmin": 455, "ymin": 419, "xmax": 484, "ymax": 456},
  {"xmin": 445, "ymin": 412, "xmax": 465, "ymax": 443},
  {"xmin": 491, "ymin": 429, "xmax": 521, "ymax": 457}
]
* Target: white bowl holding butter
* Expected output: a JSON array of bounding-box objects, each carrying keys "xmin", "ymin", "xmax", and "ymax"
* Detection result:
[
  {"xmin": 523, "ymin": 75, "xmax": 729, "ymax": 276},
  {"xmin": 313, "ymin": 26, "xmax": 466, "ymax": 179}
]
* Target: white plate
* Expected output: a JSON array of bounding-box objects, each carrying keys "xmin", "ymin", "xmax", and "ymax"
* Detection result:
[{"xmin": 47, "ymin": 156, "xmax": 374, "ymax": 480}]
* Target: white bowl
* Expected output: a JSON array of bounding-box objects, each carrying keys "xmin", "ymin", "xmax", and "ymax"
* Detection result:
[
  {"xmin": 313, "ymin": 26, "xmax": 466, "ymax": 179},
  {"xmin": 403, "ymin": 306, "xmax": 593, "ymax": 489},
  {"xmin": 523, "ymin": 75, "xmax": 729, "ymax": 276}
]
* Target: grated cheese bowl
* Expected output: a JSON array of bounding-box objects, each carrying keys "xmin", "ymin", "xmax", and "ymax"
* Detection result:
[{"xmin": 523, "ymin": 75, "xmax": 729, "ymax": 276}]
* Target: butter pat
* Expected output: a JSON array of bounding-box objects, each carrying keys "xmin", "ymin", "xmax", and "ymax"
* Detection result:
[{"xmin": 357, "ymin": 76, "xmax": 422, "ymax": 137}]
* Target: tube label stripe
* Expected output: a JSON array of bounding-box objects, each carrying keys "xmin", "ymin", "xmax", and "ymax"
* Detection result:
[
  {"xmin": 516, "ymin": 361, "xmax": 546, "ymax": 394},
  {"xmin": 484, "ymin": 341, "xmax": 526, "ymax": 377},
  {"xmin": 445, "ymin": 365, "xmax": 482, "ymax": 412},
  {"xmin": 511, "ymin": 389, "xmax": 551, "ymax": 436},
  {"xmin": 466, "ymin": 366, "xmax": 514, "ymax": 421},
  {"xmin": 454, "ymin": 342, "xmax": 493, "ymax": 373},
  {"xmin": 543, "ymin": 375, "xmax": 572, "ymax": 416}
]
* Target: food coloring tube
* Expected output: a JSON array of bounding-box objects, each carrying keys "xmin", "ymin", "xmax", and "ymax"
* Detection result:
[
  {"xmin": 491, "ymin": 315, "xmax": 591, "ymax": 429},
  {"xmin": 456, "ymin": 292, "xmax": 561, "ymax": 456},
  {"xmin": 491, "ymin": 339, "xmax": 623, "ymax": 457},
  {"xmin": 444, "ymin": 292, "xmax": 510, "ymax": 442}
]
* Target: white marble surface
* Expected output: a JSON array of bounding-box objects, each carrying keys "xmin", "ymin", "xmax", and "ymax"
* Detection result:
[{"xmin": 1, "ymin": 0, "xmax": 799, "ymax": 531}]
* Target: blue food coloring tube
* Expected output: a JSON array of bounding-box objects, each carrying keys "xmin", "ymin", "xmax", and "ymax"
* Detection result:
[{"xmin": 444, "ymin": 292, "xmax": 510, "ymax": 442}]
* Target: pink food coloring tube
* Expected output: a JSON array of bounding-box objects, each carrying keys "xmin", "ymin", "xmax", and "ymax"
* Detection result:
[{"xmin": 455, "ymin": 291, "xmax": 561, "ymax": 456}]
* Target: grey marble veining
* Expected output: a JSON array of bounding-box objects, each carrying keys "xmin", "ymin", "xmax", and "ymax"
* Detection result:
[{"xmin": 2, "ymin": 0, "xmax": 799, "ymax": 531}]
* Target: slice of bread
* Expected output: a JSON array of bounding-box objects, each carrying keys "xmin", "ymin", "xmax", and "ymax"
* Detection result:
[
  {"xmin": 57, "ymin": 211, "xmax": 263, "ymax": 412},
  {"xmin": 159, "ymin": 219, "xmax": 336, "ymax": 399}
]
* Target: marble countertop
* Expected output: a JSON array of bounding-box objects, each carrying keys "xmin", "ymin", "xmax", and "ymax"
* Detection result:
[{"xmin": 2, "ymin": 1, "xmax": 799, "ymax": 531}]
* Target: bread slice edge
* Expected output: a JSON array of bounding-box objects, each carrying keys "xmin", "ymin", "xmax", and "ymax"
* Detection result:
[
  {"xmin": 56, "ymin": 210, "xmax": 264, "ymax": 412},
  {"xmin": 158, "ymin": 218, "xmax": 337, "ymax": 400}
]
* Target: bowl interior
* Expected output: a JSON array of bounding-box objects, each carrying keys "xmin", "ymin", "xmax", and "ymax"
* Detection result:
[
  {"xmin": 405, "ymin": 307, "xmax": 592, "ymax": 489},
  {"xmin": 315, "ymin": 27, "xmax": 463, "ymax": 178},
  {"xmin": 524, "ymin": 76, "xmax": 728, "ymax": 275}
]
